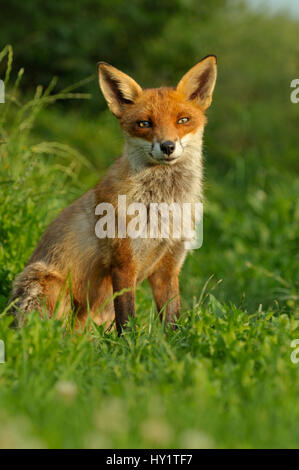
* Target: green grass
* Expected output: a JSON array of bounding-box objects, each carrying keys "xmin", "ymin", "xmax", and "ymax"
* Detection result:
[
  {"xmin": 0, "ymin": 42, "xmax": 298, "ymax": 448},
  {"xmin": 1, "ymin": 300, "xmax": 299, "ymax": 449}
]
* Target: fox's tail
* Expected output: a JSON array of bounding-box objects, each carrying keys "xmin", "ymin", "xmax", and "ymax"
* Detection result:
[{"xmin": 9, "ymin": 262, "xmax": 66, "ymax": 326}]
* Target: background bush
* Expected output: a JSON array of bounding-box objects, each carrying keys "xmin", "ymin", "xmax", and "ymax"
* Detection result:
[{"xmin": 0, "ymin": 0, "xmax": 225, "ymax": 92}]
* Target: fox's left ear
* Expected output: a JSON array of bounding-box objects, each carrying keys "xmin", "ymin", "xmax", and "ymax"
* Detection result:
[
  {"xmin": 177, "ymin": 55, "xmax": 217, "ymax": 111},
  {"xmin": 97, "ymin": 62, "xmax": 142, "ymax": 117}
]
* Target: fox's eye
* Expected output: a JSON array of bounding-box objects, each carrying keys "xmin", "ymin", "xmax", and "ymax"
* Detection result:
[
  {"xmin": 177, "ymin": 117, "xmax": 190, "ymax": 124},
  {"xmin": 137, "ymin": 120, "xmax": 152, "ymax": 128}
]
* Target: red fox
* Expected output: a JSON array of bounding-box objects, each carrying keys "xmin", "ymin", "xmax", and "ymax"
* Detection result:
[{"xmin": 10, "ymin": 55, "xmax": 217, "ymax": 335}]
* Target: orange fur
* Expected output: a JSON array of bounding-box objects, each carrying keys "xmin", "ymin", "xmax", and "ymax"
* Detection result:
[{"xmin": 120, "ymin": 87, "xmax": 206, "ymax": 142}]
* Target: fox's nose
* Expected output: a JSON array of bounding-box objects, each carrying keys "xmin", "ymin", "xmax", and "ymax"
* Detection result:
[{"xmin": 160, "ymin": 140, "xmax": 175, "ymax": 156}]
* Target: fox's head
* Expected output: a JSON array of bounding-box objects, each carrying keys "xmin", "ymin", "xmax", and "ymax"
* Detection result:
[{"xmin": 98, "ymin": 56, "xmax": 217, "ymax": 168}]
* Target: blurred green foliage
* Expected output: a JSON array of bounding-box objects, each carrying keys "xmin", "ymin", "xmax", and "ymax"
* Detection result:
[
  {"xmin": 2, "ymin": 0, "xmax": 297, "ymax": 171},
  {"xmin": 0, "ymin": 0, "xmax": 225, "ymax": 90}
]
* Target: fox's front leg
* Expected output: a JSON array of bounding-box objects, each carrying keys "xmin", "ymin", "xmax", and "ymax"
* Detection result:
[
  {"xmin": 149, "ymin": 269, "xmax": 180, "ymax": 328},
  {"xmin": 148, "ymin": 248, "xmax": 186, "ymax": 328},
  {"xmin": 111, "ymin": 263, "xmax": 136, "ymax": 336},
  {"xmin": 148, "ymin": 267, "xmax": 181, "ymax": 329}
]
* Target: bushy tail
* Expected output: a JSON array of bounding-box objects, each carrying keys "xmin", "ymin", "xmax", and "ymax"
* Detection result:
[{"xmin": 9, "ymin": 262, "xmax": 64, "ymax": 326}]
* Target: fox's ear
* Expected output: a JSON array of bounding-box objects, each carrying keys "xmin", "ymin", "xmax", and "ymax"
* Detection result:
[
  {"xmin": 97, "ymin": 62, "xmax": 142, "ymax": 117},
  {"xmin": 177, "ymin": 55, "xmax": 217, "ymax": 111}
]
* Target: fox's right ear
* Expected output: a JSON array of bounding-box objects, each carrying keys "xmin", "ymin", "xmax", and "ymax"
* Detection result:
[
  {"xmin": 97, "ymin": 62, "xmax": 142, "ymax": 117},
  {"xmin": 177, "ymin": 55, "xmax": 217, "ymax": 111}
]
